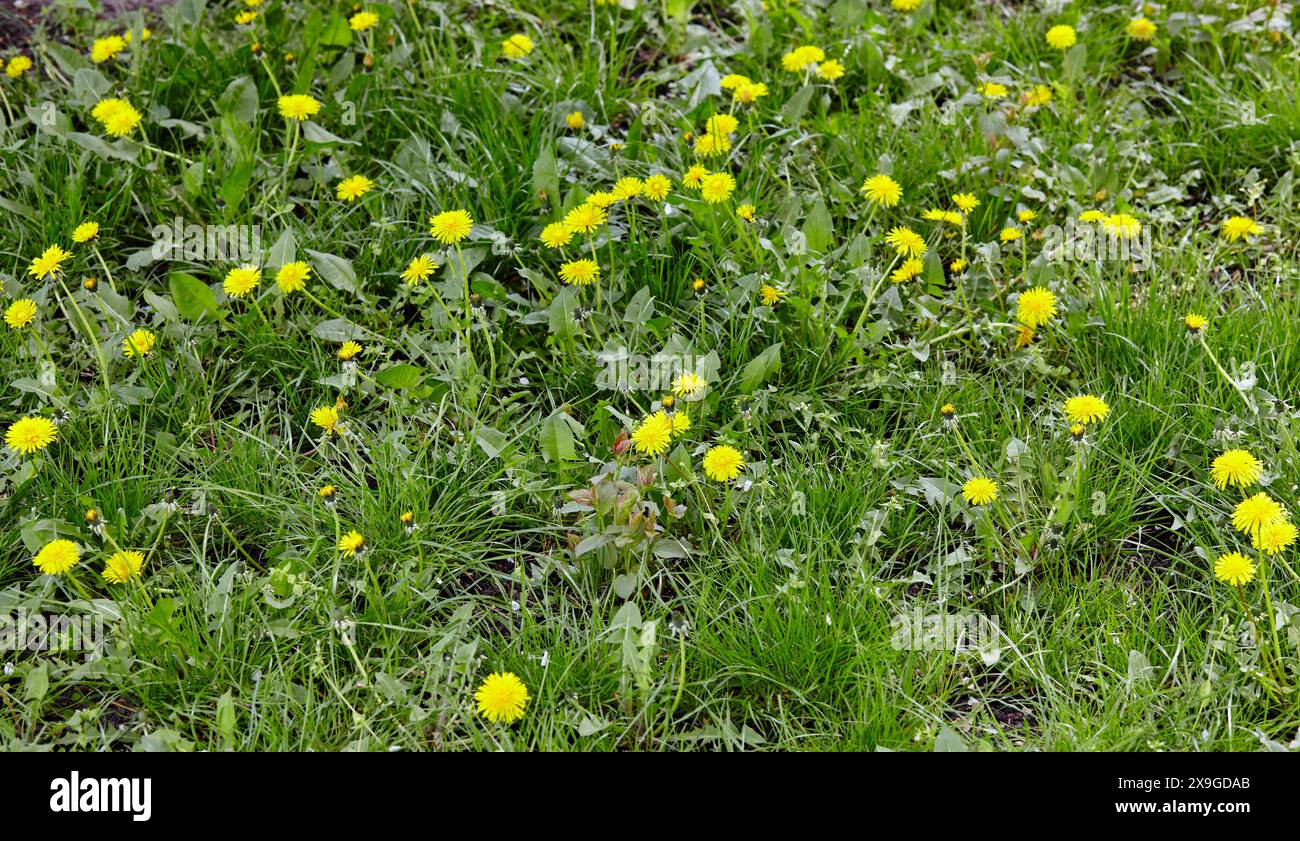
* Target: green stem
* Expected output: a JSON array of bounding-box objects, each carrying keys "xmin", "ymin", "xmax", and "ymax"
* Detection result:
[{"xmin": 57, "ymin": 279, "xmax": 110, "ymax": 390}]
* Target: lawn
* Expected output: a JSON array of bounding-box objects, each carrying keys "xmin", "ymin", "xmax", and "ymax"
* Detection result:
[{"xmin": 0, "ymin": 0, "xmax": 1298, "ymax": 751}]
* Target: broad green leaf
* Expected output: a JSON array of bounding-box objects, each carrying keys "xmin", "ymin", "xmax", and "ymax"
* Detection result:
[
  {"xmin": 738, "ymin": 341, "xmax": 782, "ymax": 392},
  {"xmin": 532, "ymin": 145, "xmax": 560, "ymax": 204},
  {"xmin": 782, "ymin": 83, "xmax": 815, "ymax": 125},
  {"xmin": 305, "ymin": 250, "xmax": 361, "ymax": 294},
  {"xmin": 374, "ymin": 363, "xmax": 425, "ymax": 390},
  {"xmin": 302, "ymin": 121, "xmax": 357, "ymax": 148},
  {"xmin": 169, "ymin": 272, "xmax": 221, "ymax": 322},
  {"xmin": 216, "ymin": 691, "xmax": 236, "ymax": 741},
  {"xmin": 623, "ymin": 286, "xmax": 655, "ymax": 325},
  {"xmin": 539, "ymin": 409, "xmax": 581, "ymax": 463},
  {"xmin": 24, "ymin": 662, "xmax": 49, "ymax": 702},
  {"xmin": 803, "ymin": 197, "xmax": 833, "ymax": 253},
  {"xmin": 217, "ymin": 75, "xmax": 259, "ymax": 123},
  {"xmin": 265, "ymin": 228, "xmax": 297, "ymax": 269},
  {"xmin": 1063, "ymin": 43, "xmax": 1088, "ymax": 79}
]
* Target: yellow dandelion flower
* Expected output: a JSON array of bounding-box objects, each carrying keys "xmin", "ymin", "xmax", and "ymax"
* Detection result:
[
  {"xmin": 311, "ymin": 405, "xmax": 340, "ymax": 435},
  {"xmin": 475, "ymin": 672, "xmax": 530, "ymax": 724},
  {"xmin": 1211, "ymin": 449, "xmax": 1262, "ymax": 491},
  {"xmin": 1046, "ymin": 25, "xmax": 1077, "ymax": 51},
  {"xmin": 559, "ymin": 258, "xmax": 600, "ymax": 286},
  {"xmin": 1127, "ymin": 18, "xmax": 1157, "ymax": 41},
  {"xmin": 761, "ymin": 284, "xmax": 786, "ymax": 306},
  {"xmin": 4, "ymin": 299, "xmax": 37, "ymax": 329},
  {"xmin": 91, "ymin": 97, "xmax": 143, "ymax": 137},
  {"xmin": 732, "ymin": 81, "xmax": 769, "ymax": 104},
  {"xmin": 860, "ymin": 174, "xmax": 902, "ymax": 207},
  {"xmin": 949, "ymin": 258, "xmax": 968, "ymax": 273},
  {"xmin": 612, "ymin": 177, "xmax": 644, "ymax": 201},
  {"xmin": 890, "ymin": 258, "xmax": 924, "ymax": 283},
  {"xmin": 1213, "ymin": 551, "xmax": 1254, "ymax": 587},
  {"xmin": 737, "ymin": 204, "xmax": 756, "ymax": 221},
  {"xmin": 705, "ymin": 113, "xmax": 739, "ymax": 136},
  {"xmin": 336, "ymin": 175, "xmax": 374, "ymax": 202},
  {"xmin": 28, "ymin": 244, "xmax": 73, "ymax": 280},
  {"xmin": 401, "ymin": 254, "xmax": 438, "ymax": 285},
  {"xmin": 682, "ymin": 165, "xmax": 709, "ymax": 189},
  {"xmin": 5, "ymin": 416, "xmax": 57, "ymax": 455},
  {"xmin": 34, "ymin": 539, "xmax": 80, "ymax": 576},
  {"xmin": 223, "ymin": 264, "xmax": 260, "ymax": 298},
  {"xmin": 962, "ymin": 477, "xmax": 998, "ymax": 506},
  {"xmin": 123, "ymin": 329, "xmax": 156, "ymax": 358},
  {"xmin": 1024, "ymin": 84, "xmax": 1053, "ymax": 107},
  {"xmin": 1000, "ymin": 227, "xmax": 1022, "ymax": 242},
  {"xmin": 91, "ymin": 35, "xmax": 126, "ymax": 63},
  {"xmin": 338, "ymin": 530, "xmax": 366, "ymax": 556},
  {"xmin": 564, "ymin": 111, "xmax": 584, "ymax": 129},
  {"xmin": 816, "ymin": 59, "xmax": 845, "ymax": 81},
  {"xmin": 693, "ymin": 132, "xmax": 731, "ymax": 157},
  {"xmin": 1253, "ymin": 518, "xmax": 1298, "ymax": 556},
  {"xmin": 699, "ymin": 172, "xmax": 736, "ymax": 204},
  {"xmin": 630, "ymin": 412, "xmax": 674, "ymax": 456},
  {"xmin": 502, "ymin": 34, "xmax": 534, "ymax": 59},
  {"xmin": 429, "ymin": 209, "xmax": 473, "ymax": 244},
  {"xmin": 1221, "ymin": 216, "xmax": 1262, "ymax": 243},
  {"xmin": 780, "ymin": 45, "xmax": 824, "ymax": 73},
  {"xmin": 348, "ymin": 10, "xmax": 379, "ymax": 31},
  {"xmin": 672, "ymin": 371, "xmax": 706, "ymax": 398},
  {"xmin": 1184, "ymin": 313, "xmax": 1208, "ymax": 333},
  {"xmin": 276, "ymin": 261, "xmax": 311, "ymax": 294},
  {"xmin": 1233, "ymin": 493, "xmax": 1286, "ymax": 542},
  {"xmin": 102, "ymin": 550, "xmax": 144, "ymax": 584},
  {"xmin": 1079, "ymin": 209, "xmax": 1106, "ymax": 223},
  {"xmin": 643, "ymin": 174, "xmax": 671, "ymax": 201},
  {"xmin": 563, "ymin": 203, "xmax": 606, "ymax": 234},
  {"xmin": 1016, "ymin": 287, "xmax": 1058, "ymax": 329},
  {"xmin": 5, "ymin": 56, "xmax": 33, "ymax": 78},
  {"xmin": 885, "ymin": 226, "xmax": 926, "ymax": 259},
  {"xmin": 539, "ymin": 223, "xmax": 573, "ymax": 249},
  {"xmin": 980, "ymin": 82, "xmax": 1008, "ymax": 99},
  {"xmin": 1064, "ymin": 394, "xmax": 1109, "ymax": 425},
  {"xmin": 1103, "ymin": 213, "xmax": 1141, "ymax": 239},
  {"xmin": 278, "ymin": 94, "xmax": 321, "ymax": 121},
  {"xmin": 952, "ymin": 193, "xmax": 979, "ymax": 214},
  {"xmin": 72, "ymin": 222, "xmax": 100, "ymax": 243},
  {"xmin": 703, "ymin": 444, "xmax": 745, "ymax": 482},
  {"xmin": 337, "ymin": 341, "xmax": 362, "ymax": 361}
]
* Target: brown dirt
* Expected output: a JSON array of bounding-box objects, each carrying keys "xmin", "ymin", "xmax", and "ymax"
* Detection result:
[{"xmin": 1, "ymin": 0, "xmax": 172, "ymax": 49}]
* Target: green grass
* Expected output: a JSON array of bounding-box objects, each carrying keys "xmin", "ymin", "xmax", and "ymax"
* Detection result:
[{"xmin": 0, "ymin": 0, "xmax": 1298, "ymax": 751}]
